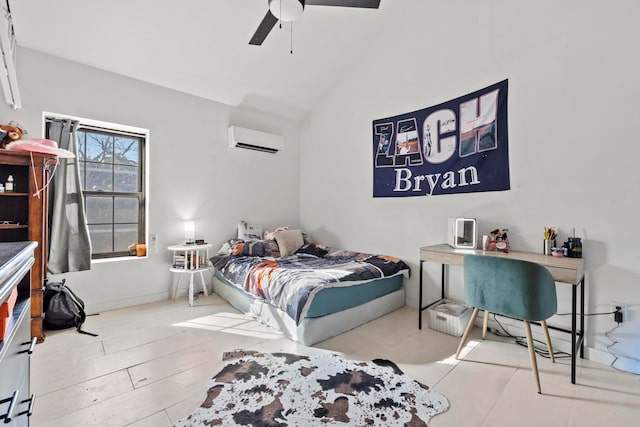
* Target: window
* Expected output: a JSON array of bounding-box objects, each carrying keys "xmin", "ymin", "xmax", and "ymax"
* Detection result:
[
  {"xmin": 76, "ymin": 126, "xmax": 147, "ymax": 259},
  {"xmin": 45, "ymin": 113, "xmax": 148, "ymax": 260}
]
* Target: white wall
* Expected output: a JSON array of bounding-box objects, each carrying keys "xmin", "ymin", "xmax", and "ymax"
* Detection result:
[
  {"xmin": 0, "ymin": 48, "xmax": 301, "ymax": 314},
  {"xmin": 299, "ymin": 0, "xmax": 640, "ymax": 369}
]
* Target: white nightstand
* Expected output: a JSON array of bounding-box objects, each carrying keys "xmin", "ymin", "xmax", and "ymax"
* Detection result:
[{"xmin": 168, "ymin": 243, "xmax": 213, "ymax": 306}]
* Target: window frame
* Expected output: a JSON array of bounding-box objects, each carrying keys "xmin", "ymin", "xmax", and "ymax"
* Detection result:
[{"xmin": 44, "ymin": 112, "xmax": 149, "ymax": 261}]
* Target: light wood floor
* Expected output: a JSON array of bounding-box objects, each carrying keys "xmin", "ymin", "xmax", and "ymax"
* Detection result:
[{"xmin": 31, "ymin": 294, "xmax": 640, "ymax": 427}]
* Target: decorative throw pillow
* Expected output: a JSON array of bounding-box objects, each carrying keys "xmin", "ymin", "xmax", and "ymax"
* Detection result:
[
  {"xmin": 231, "ymin": 243, "xmax": 244, "ymax": 256},
  {"xmin": 237, "ymin": 220, "xmax": 264, "ymax": 241},
  {"xmin": 274, "ymin": 229, "xmax": 304, "ymax": 257},
  {"xmin": 231, "ymin": 240, "xmax": 279, "ymax": 257},
  {"xmin": 296, "ymin": 243, "xmax": 329, "ymax": 257},
  {"xmin": 243, "ymin": 240, "xmax": 271, "ymax": 256}
]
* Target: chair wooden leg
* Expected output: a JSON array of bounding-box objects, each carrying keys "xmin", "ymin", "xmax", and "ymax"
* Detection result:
[
  {"xmin": 524, "ymin": 320, "xmax": 542, "ymax": 394},
  {"xmin": 541, "ymin": 320, "xmax": 555, "ymax": 363},
  {"xmin": 482, "ymin": 310, "xmax": 490, "ymax": 339},
  {"xmin": 456, "ymin": 308, "xmax": 480, "ymax": 359}
]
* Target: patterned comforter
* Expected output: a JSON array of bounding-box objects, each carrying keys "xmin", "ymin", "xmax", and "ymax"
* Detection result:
[{"xmin": 210, "ymin": 250, "xmax": 409, "ymax": 324}]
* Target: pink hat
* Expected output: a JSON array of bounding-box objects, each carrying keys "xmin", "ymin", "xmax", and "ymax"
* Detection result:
[{"xmin": 5, "ymin": 138, "xmax": 75, "ymax": 158}]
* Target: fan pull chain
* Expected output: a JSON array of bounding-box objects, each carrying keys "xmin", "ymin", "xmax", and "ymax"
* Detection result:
[
  {"xmin": 290, "ymin": 22, "xmax": 293, "ymax": 54},
  {"xmin": 279, "ymin": 0, "xmax": 282, "ymax": 29}
]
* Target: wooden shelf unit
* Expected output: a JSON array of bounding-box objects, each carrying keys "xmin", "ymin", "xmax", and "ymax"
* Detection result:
[{"xmin": 0, "ymin": 150, "xmax": 56, "ymax": 342}]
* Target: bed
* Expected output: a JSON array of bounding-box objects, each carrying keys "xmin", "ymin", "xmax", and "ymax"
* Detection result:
[{"xmin": 209, "ymin": 227, "xmax": 409, "ymax": 345}]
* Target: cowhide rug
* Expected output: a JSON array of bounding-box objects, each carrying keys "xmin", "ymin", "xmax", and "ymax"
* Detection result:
[{"xmin": 175, "ymin": 350, "xmax": 449, "ymax": 426}]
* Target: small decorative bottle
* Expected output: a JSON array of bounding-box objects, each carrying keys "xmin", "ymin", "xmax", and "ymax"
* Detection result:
[{"xmin": 5, "ymin": 175, "xmax": 14, "ymax": 192}]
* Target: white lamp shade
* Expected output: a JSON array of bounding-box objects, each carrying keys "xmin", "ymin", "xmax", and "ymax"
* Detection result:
[
  {"xmin": 184, "ymin": 221, "xmax": 195, "ymax": 241},
  {"xmin": 269, "ymin": 0, "xmax": 304, "ymax": 22}
]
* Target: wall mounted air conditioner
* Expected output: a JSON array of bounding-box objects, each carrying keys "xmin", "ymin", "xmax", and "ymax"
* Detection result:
[
  {"xmin": 227, "ymin": 125, "xmax": 284, "ymax": 154},
  {"xmin": 0, "ymin": 2, "xmax": 21, "ymax": 110}
]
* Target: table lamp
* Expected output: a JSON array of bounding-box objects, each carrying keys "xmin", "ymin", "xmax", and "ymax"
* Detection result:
[{"xmin": 184, "ymin": 220, "xmax": 195, "ymax": 245}]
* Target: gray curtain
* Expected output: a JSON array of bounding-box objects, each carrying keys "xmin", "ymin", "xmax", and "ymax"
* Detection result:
[{"xmin": 47, "ymin": 118, "xmax": 92, "ymax": 273}]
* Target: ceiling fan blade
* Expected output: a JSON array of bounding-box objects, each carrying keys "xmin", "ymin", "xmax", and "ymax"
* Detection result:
[
  {"xmin": 249, "ymin": 10, "xmax": 279, "ymax": 45},
  {"xmin": 305, "ymin": 0, "xmax": 381, "ymax": 8}
]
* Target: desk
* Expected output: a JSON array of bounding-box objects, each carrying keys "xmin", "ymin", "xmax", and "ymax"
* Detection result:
[
  {"xmin": 168, "ymin": 243, "xmax": 213, "ymax": 306},
  {"xmin": 419, "ymin": 244, "xmax": 585, "ymax": 384}
]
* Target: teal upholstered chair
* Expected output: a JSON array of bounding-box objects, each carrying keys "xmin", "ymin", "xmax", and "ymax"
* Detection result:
[{"xmin": 455, "ymin": 254, "xmax": 558, "ymax": 393}]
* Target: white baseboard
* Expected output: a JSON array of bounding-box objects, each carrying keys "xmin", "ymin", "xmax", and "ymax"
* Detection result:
[{"xmin": 85, "ymin": 291, "xmax": 172, "ymax": 315}]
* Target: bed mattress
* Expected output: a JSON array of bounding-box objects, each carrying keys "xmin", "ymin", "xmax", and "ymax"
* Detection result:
[
  {"xmin": 209, "ymin": 248, "xmax": 409, "ymax": 344},
  {"xmin": 215, "ymin": 270, "xmax": 403, "ymax": 319},
  {"xmin": 210, "ymin": 251, "xmax": 409, "ymax": 324},
  {"xmin": 212, "ymin": 273, "xmax": 406, "ymax": 345}
]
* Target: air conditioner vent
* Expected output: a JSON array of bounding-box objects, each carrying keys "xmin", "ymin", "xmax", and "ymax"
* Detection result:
[
  {"xmin": 228, "ymin": 126, "xmax": 283, "ymax": 154},
  {"xmin": 234, "ymin": 142, "xmax": 279, "ymax": 154}
]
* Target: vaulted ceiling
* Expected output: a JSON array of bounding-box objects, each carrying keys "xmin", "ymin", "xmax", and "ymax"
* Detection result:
[{"xmin": 12, "ymin": 0, "xmax": 402, "ymax": 119}]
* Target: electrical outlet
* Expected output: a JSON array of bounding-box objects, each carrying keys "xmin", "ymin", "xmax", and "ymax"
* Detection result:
[
  {"xmin": 611, "ymin": 301, "xmax": 627, "ymax": 323},
  {"xmin": 150, "ymin": 234, "xmax": 158, "ymax": 254}
]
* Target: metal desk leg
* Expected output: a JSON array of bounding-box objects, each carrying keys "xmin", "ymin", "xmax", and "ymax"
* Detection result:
[
  {"xmin": 571, "ymin": 284, "xmax": 577, "ymax": 384},
  {"xmin": 419, "ymin": 261, "xmax": 450, "ymax": 330},
  {"xmin": 441, "ymin": 264, "xmax": 446, "ymax": 300},
  {"xmin": 570, "ymin": 277, "xmax": 586, "ymax": 384},
  {"xmin": 580, "ymin": 278, "xmax": 585, "ymax": 358},
  {"xmin": 419, "ymin": 260, "xmax": 423, "ymax": 329}
]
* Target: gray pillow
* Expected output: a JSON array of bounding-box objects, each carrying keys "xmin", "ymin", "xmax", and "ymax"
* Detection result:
[{"xmin": 274, "ymin": 229, "xmax": 304, "ymax": 257}]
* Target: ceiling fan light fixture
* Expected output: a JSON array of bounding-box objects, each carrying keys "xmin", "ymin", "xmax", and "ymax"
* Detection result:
[{"xmin": 268, "ymin": 0, "xmax": 305, "ymax": 22}]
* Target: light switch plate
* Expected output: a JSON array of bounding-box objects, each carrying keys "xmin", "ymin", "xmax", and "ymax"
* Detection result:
[{"xmin": 150, "ymin": 234, "xmax": 158, "ymax": 254}]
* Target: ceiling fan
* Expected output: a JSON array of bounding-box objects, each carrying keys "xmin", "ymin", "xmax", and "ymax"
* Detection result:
[{"xmin": 249, "ymin": 0, "xmax": 381, "ymax": 46}]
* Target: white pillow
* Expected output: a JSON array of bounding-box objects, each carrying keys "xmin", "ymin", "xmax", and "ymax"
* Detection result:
[
  {"xmin": 274, "ymin": 229, "xmax": 304, "ymax": 257},
  {"xmin": 237, "ymin": 221, "xmax": 264, "ymax": 240}
]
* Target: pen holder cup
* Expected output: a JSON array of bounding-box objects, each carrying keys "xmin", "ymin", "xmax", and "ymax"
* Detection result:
[{"xmin": 543, "ymin": 239, "xmax": 555, "ymax": 255}]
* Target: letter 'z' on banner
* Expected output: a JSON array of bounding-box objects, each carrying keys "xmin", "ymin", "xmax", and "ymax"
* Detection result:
[{"xmin": 372, "ymin": 80, "xmax": 510, "ymax": 198}]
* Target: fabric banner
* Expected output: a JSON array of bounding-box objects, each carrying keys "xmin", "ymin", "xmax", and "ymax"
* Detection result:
[{"xmin": 373, "ymin": 80, "xmax": 510, "ymax": 198}]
